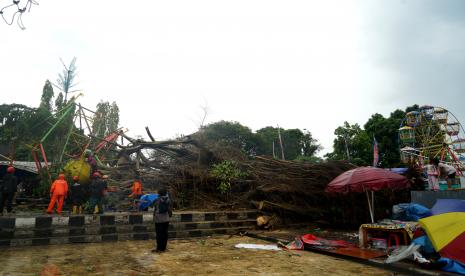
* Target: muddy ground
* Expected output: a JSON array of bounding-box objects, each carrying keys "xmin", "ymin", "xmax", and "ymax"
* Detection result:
[{"xmin": 0, "ymin": 236, "xmax": 396, "ymax": 275}]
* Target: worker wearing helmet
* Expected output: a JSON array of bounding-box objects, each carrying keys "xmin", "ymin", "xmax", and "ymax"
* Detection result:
[
  {"xmin": 128, "ymin": 176, "xmax": 143, "ymax": 211},
  {"xmin": 0, "ymin": 166, "xmax": 18, "ymax": 215},
  {"xmin": 129, "ymin": 177, "xmax": 143, "ymax": 198},
  {"xmin": 70, "ymin": 176, "xmax": 84, "ymax": 214},
  {"xmin": 47, "ymin": 174, "xmax": 69, "ymax": 214}
]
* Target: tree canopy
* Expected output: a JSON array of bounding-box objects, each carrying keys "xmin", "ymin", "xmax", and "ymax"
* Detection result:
[
  {"xmin": 196, "ymin": 121, "xmax": 321, "ymax": 161},
  {"xmin": 92, "ymin": 101, "xmax": 120, "ymax": 138},
  {"xmin": 326, "ymin": 105, "xmax": 419, "ymax": 167}
]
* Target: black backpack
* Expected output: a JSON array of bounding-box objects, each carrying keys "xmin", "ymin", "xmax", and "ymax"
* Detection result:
[{"xmin": 158, "ymin": 198, "xmax": 169, "ymax": 214}]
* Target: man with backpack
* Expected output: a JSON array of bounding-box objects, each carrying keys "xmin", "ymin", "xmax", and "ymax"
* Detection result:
[{"xmin": 151, "ymin": 187, "xmax": 172, "ymax": 253}]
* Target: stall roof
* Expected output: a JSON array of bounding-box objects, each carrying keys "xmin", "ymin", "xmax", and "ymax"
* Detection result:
[{"xmin": 0, "ymin": 161, "xmax": 48, "ymax": 174}]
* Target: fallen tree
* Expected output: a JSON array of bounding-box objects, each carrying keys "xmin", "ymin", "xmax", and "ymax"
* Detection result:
[{"xmin": 93, "ymin": 129, "xmax": 409, "ymax": 227}]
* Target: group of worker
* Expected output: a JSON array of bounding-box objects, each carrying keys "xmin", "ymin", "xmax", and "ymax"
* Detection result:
[
  {"xmin": 2, "ymin": 165, "xmax": 171, "ymax": 253},
  {"xmin": 46, "ymin": 171, "xmax": 108, "ymax": 215},
  {"xmin": 46, "ymin": 171, "xmax": 144, "ymax": 215},
  {"xmin": 1, "ymin": 164, "xmax": 144, "ymax": 215}
]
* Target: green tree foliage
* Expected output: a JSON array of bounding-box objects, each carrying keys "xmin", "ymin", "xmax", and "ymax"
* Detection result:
[
  {"xmin": 325, "ymin": 122, "xmax": 371, "ymax": 166},
  {"xmin": 364, "ymin": 110, "xmax": 406, "ymax": 167},
  {"xmin": 196, "ymin": 121, "xmax": 321, "ymax": 161},
  {"xmin": 326, "ymin": 105, "xmax": 419, "ymax": 167},
  {"xmin": 255, "ymin": 127, "xmax": 321, "ymax": 160},
  {"xmin": 39, "ymin": 80, "xmax": 54, "ymax": 112},
  {"xmin": 210, "ymin": 160, "xmax": 247, "ymax": 194},
  {"xmin": 54, "ymin": 92, "xmax": 64, "ymax": 111},
  {"xmin": 0, "ymin": 104, "xmax": 37, "ymax": 160},
  {"xmin": 92, "ymin": 101, "xmax": 120, "ymax": 138},
  {"xmin": 198, "ymin": 121, "xmax": 258, "ymax": 154},
  {"xmin": 108, "ymin": 102, "xmax": 120, "ymax": 134}
]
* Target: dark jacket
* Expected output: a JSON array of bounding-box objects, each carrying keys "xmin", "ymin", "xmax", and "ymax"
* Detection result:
[
  {"xmin": 1, "ymin": 174, "xmax": 18, "ymax": 193},
  {"xmin": 90, "ymin": 179, "xmax": 107, "ymax": 198},
  {"xmin": 153, "ymin": 195, "xmax": 171, "ymax": 223},
  {"xmin": 70, "ymin": 182, "xmax": 84, "ymax": 200}
]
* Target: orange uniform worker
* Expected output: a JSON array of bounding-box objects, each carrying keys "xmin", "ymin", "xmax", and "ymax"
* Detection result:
[
  {"xmin": 129, "ymin": 179, "xmax": 143, "ymax": 198},
  {"xmin": 128, "ymin": 178, "xmax": 143, "ymax": 211},
  {"xmin": 46, "ymin": 174, "xmax": 69, "ymax": 214}
]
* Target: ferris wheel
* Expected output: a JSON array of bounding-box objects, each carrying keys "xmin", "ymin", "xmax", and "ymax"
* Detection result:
[{"xmin": 399, "ymin": 105, "xmax": 465, "ymax": 175}]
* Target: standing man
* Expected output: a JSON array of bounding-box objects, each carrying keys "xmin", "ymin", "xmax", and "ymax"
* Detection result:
[
  {"xmin": 46, "ymin": 173, "xmax": 68, "ymax": 215},
  {"xmin": 151, "ymin": 187, "xmax": 172, "ymax": 253},
  {"xmin": 70, "ymin": 176, "xmax": 84, "ymax": 214},
  {"xmin": 87, "ymin": 172, "xmax": 106, "ymax": 214},
  {"xmin": 0, "ymin": 166, "xmax": 18, "ymax": 215}
]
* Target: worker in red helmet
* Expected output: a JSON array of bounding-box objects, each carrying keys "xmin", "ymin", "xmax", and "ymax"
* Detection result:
[
  {"xmin": 70, "ymin": 176, "xmax": 84, "ymax": 214},
  {"xmin": 0, "ymin": 166, "xmax": 18, "ymax": 215},
  {"xmin": 46, "ymin": 173, "xmax": 69, "ymax": 215}
]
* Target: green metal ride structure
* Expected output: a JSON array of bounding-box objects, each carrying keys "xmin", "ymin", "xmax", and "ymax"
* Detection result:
[
  {"xmin": 31, "ymin": 95, "xmax": 124, "ymax": 186},
  {"xmin": 399, "ymin": 105, "xmax": 465, "ymax": 177}
]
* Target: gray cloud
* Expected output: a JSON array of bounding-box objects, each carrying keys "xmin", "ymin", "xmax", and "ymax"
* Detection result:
[{"xmin": 360, "ymin": 0, "xmax": 465, "ymax": 120}]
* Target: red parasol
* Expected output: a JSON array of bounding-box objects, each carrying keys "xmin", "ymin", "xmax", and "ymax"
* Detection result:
[{"xmin": 325, "ymin": 167, "xmax": 410, "ymax": 222}]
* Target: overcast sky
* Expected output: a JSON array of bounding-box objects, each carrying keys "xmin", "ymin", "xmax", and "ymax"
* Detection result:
[{"xmin": 1, "ymin": 0, "xmax": 465, "ymax": 156}]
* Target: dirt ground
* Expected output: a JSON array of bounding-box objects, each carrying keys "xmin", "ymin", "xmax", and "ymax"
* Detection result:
[{"xmin": 0, "ymin": 236, "xmax": 396, "ymax": 276}]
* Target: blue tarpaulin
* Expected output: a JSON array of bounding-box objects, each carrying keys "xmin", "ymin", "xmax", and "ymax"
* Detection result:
[
  {"xmin": 412, "ymin": 236, "xmax": 435, "ymax": 255},
  {"xmin": 413, "ymin": 234, "xmax": 465, "ymax": 274},
  {"xmin": 393, "ymin": 203, "xmax": 431, "ymax": 221},
  {"xmin": 438, "ymin": 258, "xmax": 465, "ymax": 275},
  {"xmin": 139, "ymin": 194, "xmax": 159, "ymax": 211}
]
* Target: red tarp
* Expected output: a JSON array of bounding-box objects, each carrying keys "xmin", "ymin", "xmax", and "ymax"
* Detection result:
[
  {"xmin": 282, "ymin": 234, "xmax": 386, "ymax": 259},
  {"xmin": 325, "ymin": 167, "xmax": 410, "ymax": 194}
]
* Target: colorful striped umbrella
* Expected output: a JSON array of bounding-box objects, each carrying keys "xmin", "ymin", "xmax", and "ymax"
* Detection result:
[{"xmin": 419, "ymin": 212, "xmax": 465, "ymax": 264}]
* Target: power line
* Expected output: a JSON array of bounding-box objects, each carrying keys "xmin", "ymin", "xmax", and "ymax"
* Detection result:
[{"xmin": 0, "ymin": 0, "xmax": 38, "ymax": 30}]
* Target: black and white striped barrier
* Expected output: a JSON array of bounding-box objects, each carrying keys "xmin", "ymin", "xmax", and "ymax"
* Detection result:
[{"xmin": 0, "ymin": 211, "xmax": 258, "ymax": 247}]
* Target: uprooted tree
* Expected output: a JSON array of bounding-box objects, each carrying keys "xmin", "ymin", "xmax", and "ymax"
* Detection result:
[{"xmin": 92, "ymin": 123, "xmax": 408, "ymax": 227}]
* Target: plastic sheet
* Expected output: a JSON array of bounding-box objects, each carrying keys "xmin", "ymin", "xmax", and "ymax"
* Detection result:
[
  {"xmin": 385, "ymin": 244, "xmax": 421, "ymax": 264},
  {"xmin": 234, "ymin": 243, "xmax": 282, "ymax": 251}
]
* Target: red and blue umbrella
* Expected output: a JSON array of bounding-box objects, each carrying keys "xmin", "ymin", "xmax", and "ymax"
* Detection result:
[{"xmin": 419, "ymin": 212, "xmax": 465, "ymax": 264}]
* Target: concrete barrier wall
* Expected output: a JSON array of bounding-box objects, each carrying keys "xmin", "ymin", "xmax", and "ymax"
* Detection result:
[
  {"xmin": 411, "ymin": 190, "xmax": 465, "ymax": 208},
  {"xmin": 0, "ymin": 210, "xmax": 258, "ymax": 247}
]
